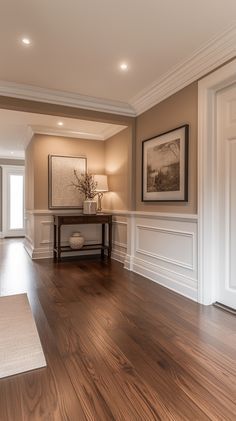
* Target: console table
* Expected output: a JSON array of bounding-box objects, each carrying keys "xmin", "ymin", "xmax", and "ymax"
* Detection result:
[{"xmin": 53, "ymin": 213, "xmax": 112, "ymax": 262}]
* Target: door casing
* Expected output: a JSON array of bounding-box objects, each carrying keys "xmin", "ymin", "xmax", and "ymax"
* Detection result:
[{"xmin": 198, "ymin": 59, "xmax": 236, "ymax": 305}]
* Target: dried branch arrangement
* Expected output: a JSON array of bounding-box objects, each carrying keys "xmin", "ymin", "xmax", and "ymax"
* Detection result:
[{"xmin": 72, "ymin": 171, "xmax": 98, "ymax": 199}]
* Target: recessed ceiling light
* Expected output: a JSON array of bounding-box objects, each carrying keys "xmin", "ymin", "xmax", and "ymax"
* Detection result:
[
  {"xmin": 120, "ymin": 63, "xmax": 128, "ymax": 71},
  {"xmin": 21, "ymin": 37, "xmax": 31, "ymax": 46},
  {"xmin": 57, "ymin": 121, "xmax": 64, "ymax": 126},
  {"xmin": 10, "ymin": 151, "xmax": 14, "ymax": 155}
]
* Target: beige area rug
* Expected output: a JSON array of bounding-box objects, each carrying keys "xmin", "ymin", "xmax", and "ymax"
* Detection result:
[{"xmin": 0, "ymin": 293, "xmax": 46, "ymax": 379}]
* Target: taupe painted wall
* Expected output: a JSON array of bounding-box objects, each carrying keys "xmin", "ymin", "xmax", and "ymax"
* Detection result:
[
  {"xmin": 104, "ymin": 128, "xmax": 131, "ymax": 210},
  {"xmin": 0, "ymin": 159, "xmax": 25, "ymax": 231},
  {"xmin": 25, "ymin": 134, "xmax": 106, "ymax": 210},
  {"xmin": 136, "ymin": 82, "xmax": 198, "ymax": 214}
]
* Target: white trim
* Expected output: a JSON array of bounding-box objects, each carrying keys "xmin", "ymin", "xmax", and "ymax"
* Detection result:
[
  {"xmin": 0, "ymin": 156, "xmax": 25, "ymax": 161},
  {"xmin": 198, "ymin": 59, "xmax": 236, "ymax": 305},
  {"xmin": 136, "ymin": 224, "xmax": 194, "ymax": 270},
  {"xmin": 29, "ymin": 123, "xmax": 127, "ymax": 142},
  {"xmin": 0, "ymin": 80, "xmax": 136, "ymax": 117},
  {"xmin": 27, "ymin": 208, "xmax": 198, "ymax": 221},
  {"xmin": 131, "ymin": 24, "xmax": 236, "ymax": 115},
  {"xmin": 30, "ymin": 125, "xmax": 105, "ymax": 141},
  {"xmin": 101, "ymin": 209, "xmax": 198, "ymax": 221},
  {"xmin": 132, "ymin": 256, "xmax": 197, "ymax": 302},
  {"xmin": 113, "ymin": 240, "xmax": 127, "ymax": 249},
  {"xmin": 101, "ymin": 124, "xmax": 127, "ymax": 140},
  {"xmin": 111, "ymin": 249, "xmax": 127, "ymax": 264}
]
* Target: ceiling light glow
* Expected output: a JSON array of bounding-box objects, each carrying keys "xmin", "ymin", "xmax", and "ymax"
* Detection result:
[
  {"xmin": 57, "ymin": 121, "xmax": 64, "ymax": 126},
  {"xmin": 21, "ymin": 37, "xmax": 31, "ymax": 46},
  {"xmin": 120, "ymin": 63, "xmax": 128, "ymax": 71}
]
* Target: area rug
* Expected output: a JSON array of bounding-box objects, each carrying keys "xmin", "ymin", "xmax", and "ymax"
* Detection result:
[{"xmin": 0, "ymin": 293, "xmax": 46, "ymax": 379}]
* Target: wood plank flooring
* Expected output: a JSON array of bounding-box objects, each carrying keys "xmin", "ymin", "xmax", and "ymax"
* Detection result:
[{"xmin": 0, "ymin": 239, "xmax": 235, "ymax": 420}]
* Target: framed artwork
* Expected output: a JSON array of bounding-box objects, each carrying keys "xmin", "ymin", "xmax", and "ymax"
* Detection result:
[
  {"xmin": 142, "ymin": 125, "xmax": 189, "ymax": 202},
  {"xmin": 48, "ymin": 155, "xmax": 87, "ymax": 209}
]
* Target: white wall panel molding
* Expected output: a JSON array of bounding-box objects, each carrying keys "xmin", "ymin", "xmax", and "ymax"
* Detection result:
[
  {"xmin": 125, "ymin": 213, "xmax": 198, "ymax": 301},
  {"xmin": 133, "ymin": 256, "xmax": 198, "ymax": 301},
  {"xmin": 103, "ymin": 209, "xmax": 198, "ymax": 222},
  {"xmin": 136, "ymin": 225, "xmax": 194, "ymax": 270},
  {"xmin": 111, "ymin": 218, "xmax": 127, "ymax": 264}
]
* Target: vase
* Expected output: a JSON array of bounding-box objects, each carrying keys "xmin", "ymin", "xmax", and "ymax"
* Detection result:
[
  {"xmin": 69, "ymin": 232, "xmax": 85, "ymax": 249},
  {"xmin": 83, "ymin": 199, "xmax": 97, "ymax": 215}
]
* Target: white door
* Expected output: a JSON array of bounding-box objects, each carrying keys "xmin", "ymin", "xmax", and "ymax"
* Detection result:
[
  {"xmin": 216, "ymin": 84, "xmax": 236, "ymax": 309},
  {"xmin": 2, "ymin": 166, "xmax": 25, "ymax": 237}
]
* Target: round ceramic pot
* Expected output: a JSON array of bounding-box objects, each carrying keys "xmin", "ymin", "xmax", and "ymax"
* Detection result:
[
  {"xmin": 69, "ymin": 232, "xmax": 85, "ymax": 249},
  {"xmin": 83, "ymin": 200, "xmax": 97, "ymax": 215}
]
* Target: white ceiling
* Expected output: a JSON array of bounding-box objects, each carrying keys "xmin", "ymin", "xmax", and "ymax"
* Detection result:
[
  {"xmin": 0, "ymin": 1, "xmax": 236, "ymax": 157},
  {"xmin": 0, "ymin": 0, "xmax": 236, "ymax": 104},
  {"xmin": 0, "ymin": 109, "xmax": 127, "ymax": 159}
]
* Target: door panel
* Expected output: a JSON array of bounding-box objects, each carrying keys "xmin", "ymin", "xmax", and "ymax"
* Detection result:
[{"xmin": 216, "ymin": 85, "xmax": 236, "ymax": 309}]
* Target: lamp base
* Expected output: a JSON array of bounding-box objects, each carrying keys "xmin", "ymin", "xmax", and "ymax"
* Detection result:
[{"xmin": 97, "ymin": 192, "xmax": 103, "ymax": 212}]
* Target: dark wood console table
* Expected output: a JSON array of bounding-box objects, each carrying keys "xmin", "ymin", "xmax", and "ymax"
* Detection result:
[{"xmin": 53, "ymin": 213, "xmax": 112, "ymax": 262}]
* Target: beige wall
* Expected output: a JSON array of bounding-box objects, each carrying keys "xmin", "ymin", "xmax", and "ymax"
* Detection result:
[
  {"xmin": 136, "ymin": 82, "xmax": 198, "ymax": 214},
  {"xmin": 104, "ymin": 127, "xmax": 132, "ymax": 211},
  {"xmin": 0, "ymin": 159, "xmax": 25, "ymax": 231},
  {"xmin": 25, "ymin": 134, "xmax": 105, "ymax": 210}
]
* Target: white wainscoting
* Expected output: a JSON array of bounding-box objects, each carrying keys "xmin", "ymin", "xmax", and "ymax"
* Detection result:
[
  {"xmin": 109, "ymin": 211, "xmax": 198, "ymax": 302},
  {"xmin": 132, "ymin": 214, "xmax": 197, "ymax": 301},
  {"xmin": 25, "ymin": 210, "xmax": 103, "ymax": 259},
  {"xmin": 25, "ymin": 209, "xmax": 198, "ymax": 302}
]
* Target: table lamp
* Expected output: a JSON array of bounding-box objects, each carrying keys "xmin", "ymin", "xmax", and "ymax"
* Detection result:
[{"xmin": 94, "ymin": 175, "xmax": 108, "ymax": 212}]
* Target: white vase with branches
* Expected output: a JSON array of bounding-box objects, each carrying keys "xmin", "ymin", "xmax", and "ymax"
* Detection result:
[{"xmin": 72, "ymin": 171, "xmax": 98, "ymax": 214}]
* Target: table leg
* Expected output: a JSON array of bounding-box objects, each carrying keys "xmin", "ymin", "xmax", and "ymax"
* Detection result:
[
  {"xmin": 108, "ymin": 221, "xmax": 112, "ymax": 259},
  {"xmin": 57, "ymin": 225, "xmax": 61, "ymax": 262},
  {"xmin": 53, "ymin": 223, "xmax": 57, "ymax": 262},
  {"xmin": 101, "ymin": 224, "xmax": 105, "ymax": 260}
]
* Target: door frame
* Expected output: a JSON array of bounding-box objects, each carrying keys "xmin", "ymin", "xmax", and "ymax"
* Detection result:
[
  {"xmin": 2, "ymin": 165, "xmax": 25, "ymax": 237},
  {"xmin": 198, "ymin": 59, "xmax": 236, "ymax": 305}
]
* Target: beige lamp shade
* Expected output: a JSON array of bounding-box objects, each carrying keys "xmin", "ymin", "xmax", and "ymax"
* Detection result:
[{"xmin": 94, "ymin": 175, "xmax": 108, "ymax": 192}]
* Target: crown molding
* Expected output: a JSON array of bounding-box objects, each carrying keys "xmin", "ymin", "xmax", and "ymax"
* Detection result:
[
  {"xmin": 30, "ymin": 125, "xmax": 105, "ymax": 141},
  {"xmin": 29, "ymin": 123, "xmax": 127, "ymax": 141},
  {"xmin": 130, "ymin": 24, "xmax": 236, "ymax": 115},
  {"xmin": 0, "ymin": 25, "xmax": 235, "ymax": 118},
  {"xmin": 101, "ymin": 124, "xmax": 127, "ymax": 140},
  {"xmin": 0, "ymin": 81, "xmax": 136, "ymax": 117},
  {"xmin": 0, "ymin": 156, "xmax": 24, "ymax": 160}
]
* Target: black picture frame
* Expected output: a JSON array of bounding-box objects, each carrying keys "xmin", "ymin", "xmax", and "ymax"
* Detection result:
[{"xmin": 142, "ymin": 125, "xmax": 189, "ymax": 202}]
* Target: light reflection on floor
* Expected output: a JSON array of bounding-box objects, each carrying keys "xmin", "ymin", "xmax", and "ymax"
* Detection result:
[{"xmin": 0, "ymin": 239, "xmax": 34, "ymax": 296}]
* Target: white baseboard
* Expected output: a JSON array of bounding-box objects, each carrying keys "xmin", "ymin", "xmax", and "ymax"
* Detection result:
[
  {"xmin": 111, "ymin": 249, "xmax": 127, "ymax": 264},
  {"xmin": 132, "ymin": 256, "xmax": 198, "ymax": 302}
]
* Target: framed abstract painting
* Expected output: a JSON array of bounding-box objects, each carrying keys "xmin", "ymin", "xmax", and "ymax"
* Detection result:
[{"xmin": 48, "ymin": 154, "xmax": 87, "ymax": 209}]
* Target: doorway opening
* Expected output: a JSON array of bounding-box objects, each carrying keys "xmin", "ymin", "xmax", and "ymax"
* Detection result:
[{"xmin": 2, "ymin": 166, "xmax": 25, "ymax": 237}]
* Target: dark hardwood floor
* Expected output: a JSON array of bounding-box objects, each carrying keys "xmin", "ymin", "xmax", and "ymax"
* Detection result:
[{"xmin": 0, "ymin": 239, "xmax": 235, "ymax": 420}]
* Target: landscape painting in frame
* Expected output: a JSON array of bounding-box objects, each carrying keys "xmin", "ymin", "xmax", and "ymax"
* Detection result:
[
  {"xmin": 142, "ymin": 125, "xmax": 189, "ymax": 202},
  {"xmin": 48, "ymin": 155, "xmax": 87, "ymax": 209}
]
